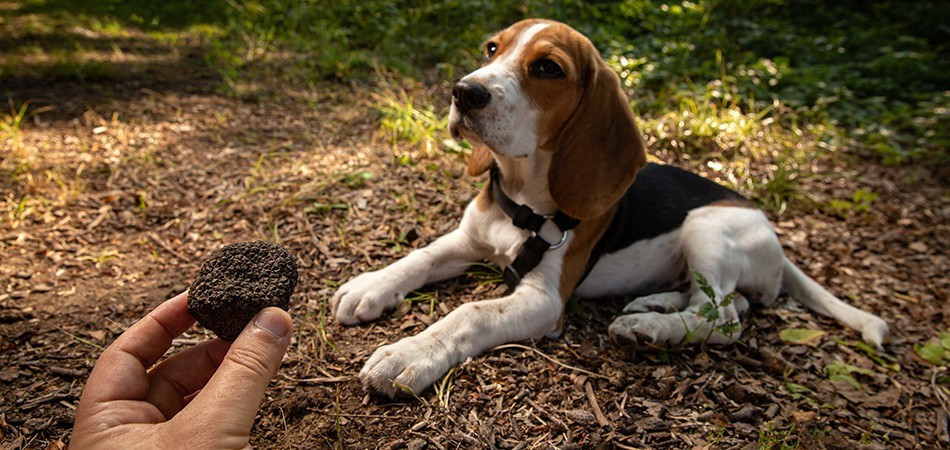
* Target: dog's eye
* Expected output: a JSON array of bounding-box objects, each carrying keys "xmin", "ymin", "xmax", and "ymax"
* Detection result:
[
  {"xmin": 485, "ymin": 42, "xmax": 498, "ymax": 61},
  {"xmin": 530, "ymin": 58, "xmax": 564, "ymax": 79}
]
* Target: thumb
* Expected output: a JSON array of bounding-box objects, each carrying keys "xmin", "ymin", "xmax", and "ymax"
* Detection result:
[{"xmin": 179, "ymin": 307, "xmax": 293, "ymax": 438}]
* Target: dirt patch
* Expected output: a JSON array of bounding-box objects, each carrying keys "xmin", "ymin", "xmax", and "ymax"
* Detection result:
[{"xmin": 1, "ymin": 10, "xmax": 948, "ymax": 450}]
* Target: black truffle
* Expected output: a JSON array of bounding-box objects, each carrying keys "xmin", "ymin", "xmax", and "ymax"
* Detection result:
[{"xmin": 188, "ymin": 240, "xmax": 298, "ymax": 341}]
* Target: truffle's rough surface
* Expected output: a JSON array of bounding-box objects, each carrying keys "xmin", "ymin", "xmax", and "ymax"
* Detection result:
[{"xmin": 188, "ymin": 240, "xmax": 298, "ymax": 341}]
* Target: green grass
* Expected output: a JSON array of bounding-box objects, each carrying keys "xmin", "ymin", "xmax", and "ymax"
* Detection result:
[
  {"xmin": 373, "ymin": 79, "xmax": 447, "ymax": 158},
  {"xmin": 1, "ymin": 100, "xmax": 55, "ymax": 177},
  {"xmin": 183, "ymin": 0, "xmax": 948, "ymax": 169},
  {"xmin": 758, "ymin": 420, "xmax": 799, "ymax": 450},
  {"xmin": 3, "ymin": 0, "xmax": 946, "ymax": 216},
  {"xmin": 312, "ymin": 295, "xmax": 339, "ymax": 357},
  {"xmin": 1, "ymin": 99, "xmax": 45, "ymax": 139},
  {"xmin": 433, "ymin": 366, "xmax": 457, "ymax": 409},
  {"xmin": 464, "ymin": 262, "xmax": 505, "ymax": 287},
  {"xmin": 402, "ymin": 290, "xmax": 438, "ymax": 317}
]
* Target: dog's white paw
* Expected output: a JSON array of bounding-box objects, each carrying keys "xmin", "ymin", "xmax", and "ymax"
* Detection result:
[
  {"xmin": 861, "ymin": 315, "xmax": 889, "ymax": 351},
  {"xmin": 360, "ymin": 336, "xmax": 453, "ymax": 398},
  {"xmin": 608, "ymin": 312, "xmax": 671, "ymax": 348},
  {"xmin": 330, "ymin": 271, "xmax": 404, "ymax": 325},
  {"xmin": 608, "ymin": 311, "xmax": 740, "ymax": 348}
]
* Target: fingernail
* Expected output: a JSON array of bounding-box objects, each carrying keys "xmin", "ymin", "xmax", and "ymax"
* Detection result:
[{"xmin": 254, "ymin": 308, "xmax": 291, "ymax": 338}]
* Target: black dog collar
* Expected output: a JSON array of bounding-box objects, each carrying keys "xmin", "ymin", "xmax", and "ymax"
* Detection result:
[{"xmin": 490, "ymin": 165, "xmax": 580, "ymax": 289}]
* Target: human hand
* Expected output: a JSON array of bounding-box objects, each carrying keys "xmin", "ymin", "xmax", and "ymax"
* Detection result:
[{"xmin": 70, "ymin": 292, "xmax": 293, "ymax": 449}]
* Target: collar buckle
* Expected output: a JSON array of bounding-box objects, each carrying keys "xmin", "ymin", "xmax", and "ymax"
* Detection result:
[
  {"xmin": 490, "ymin": 165, "xmax": 580, "ymax": 289},
  {"xmin": 548, "ymin": 230, "xmax": 569, "ymax": 250}
]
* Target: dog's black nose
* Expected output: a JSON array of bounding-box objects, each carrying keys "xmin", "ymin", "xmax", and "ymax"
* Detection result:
[{"xmin": 452, "ymin": 81, "xmax": 491, "ymax": 112}]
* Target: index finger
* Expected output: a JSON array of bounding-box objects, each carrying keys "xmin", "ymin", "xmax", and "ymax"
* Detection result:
[{"xmin": 81, "ymin": 292, "xmax": 196, "ymax": 403}]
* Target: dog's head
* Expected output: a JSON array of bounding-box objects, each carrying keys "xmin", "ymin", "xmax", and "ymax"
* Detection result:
[{"xmin": 449, "ymin": 19, "xmax": 646, "ymax": 219}]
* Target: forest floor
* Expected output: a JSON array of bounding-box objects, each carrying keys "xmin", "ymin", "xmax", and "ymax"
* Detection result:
[{"xmin": 1, "ymin": 4, "xmax": 948, "ymax": 449}]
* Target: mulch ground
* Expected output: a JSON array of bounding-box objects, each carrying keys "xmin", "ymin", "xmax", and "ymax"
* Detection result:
[{"xmin": 1, "ymin": 14, "xmax": 948, "ymax": 450}]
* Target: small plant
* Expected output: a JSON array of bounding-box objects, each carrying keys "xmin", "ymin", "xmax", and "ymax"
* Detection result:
[
  {"xmin": 85, "ymin": 248, "xmax": 120, "ymax": 268},
  {"xmin": 691, "ymin": 270, "xmax": 741, "ymax": 343},
  {"xmin": 1, "ymin": 99, "xmax": 54, "ymax": 139},
  {"xmin": 7, "ymin": 196, "xmax": 34, "ymax": 226},
  {"xmin": 2, "ymin": 99, "xmax": 33, "ymax": 140},
  {"xmin": 834, "ymin": 338, "xmax": 900, "ymax": 372},
  {"xmin": 827, "ymin": 189, "xmax": 878, "ymax": 218},
  {"xmin": 383, "ymin": 230, "xmax": 410, "ymax": 253},
  {"xmin": 341, "ymin": 170, "xmax": 372, "ymax": 188},
  {"xmin": 757, "ymin": 161, "xmax": 803, "ymax": 216},
  {"xmin": 706, "ymin": 424, "xmax": 726, "ymax": 447},
  {"xmin": 244, "ymin": 150, "xmax": 278, "ymax": 192},
  {"xmin": 758, "ymin": 420, "xmax": 798, "ymax": 450},
  {"xmin": 136, "ymin": 192, "xmax": 148, "ymax": 217},
  {"xmin": 914, "ymin": 332, "xmax": 950, "ymax": 365},
  {"xmin": 785, "ymin": 382, "xmax": 819, "ymax": 406},
  {"xmin": 2, "ymin": 99, "xmax": 54, "ymax": 176},
  {"xmin": 825, "ymin": 360, "xmax": 875, "ymax": 389}
]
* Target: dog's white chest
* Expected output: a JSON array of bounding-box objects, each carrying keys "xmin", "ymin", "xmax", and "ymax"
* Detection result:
[{"xmin": 460, "ymin": 202, "xmax": 567, "ymax": 269}]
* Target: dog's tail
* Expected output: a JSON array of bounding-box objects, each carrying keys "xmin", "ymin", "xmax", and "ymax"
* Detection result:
[{"xmin": 781, "ymin": 256, "xmax": 888, "ymax": 349}]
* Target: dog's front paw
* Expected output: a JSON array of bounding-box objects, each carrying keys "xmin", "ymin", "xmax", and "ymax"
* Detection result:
[
  {"xmin": 330, "ymin": 271, "xmax": 404, "ymax": 325},
  {"xmin": 360, "ymin": 336, "xmax": 454, "ymax": 398}
]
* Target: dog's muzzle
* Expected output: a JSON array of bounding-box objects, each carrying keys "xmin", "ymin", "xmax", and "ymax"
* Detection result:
[{"xmin": 452, "ymin": 81, "xmax": 491, "ymax": 113}]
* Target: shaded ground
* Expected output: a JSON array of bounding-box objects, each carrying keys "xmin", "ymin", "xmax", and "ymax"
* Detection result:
[{"xmin": 1, "ymin": 4, "xmax": 948, "ymax": 449}]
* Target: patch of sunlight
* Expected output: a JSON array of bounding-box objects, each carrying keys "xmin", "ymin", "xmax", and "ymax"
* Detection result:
[
  {"xmin": 372, "ymin": 75, "xmax": 448, "ymax": 160},
  {"xmin": 640, "ymin": 83, "xmax": 846, "ymax": 216}
]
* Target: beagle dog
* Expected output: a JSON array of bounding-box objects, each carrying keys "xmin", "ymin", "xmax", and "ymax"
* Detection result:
[{"xmin": 331, "ymin": 19, "xmax": 889, "ymax": 397}]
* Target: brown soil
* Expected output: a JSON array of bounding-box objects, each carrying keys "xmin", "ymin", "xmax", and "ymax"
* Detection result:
[{"xmin": 1, "ymin": 10, "xmax": 948, "ymax": 450}]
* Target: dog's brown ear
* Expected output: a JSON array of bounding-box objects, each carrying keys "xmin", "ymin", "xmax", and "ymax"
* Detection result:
[
  {"xmin": 548, "ymin": 53, "xmax": 646, "ymax": 220},
  {"xmin": 466, "ymin": 144, "xmax": 494, "ymax": 176}
]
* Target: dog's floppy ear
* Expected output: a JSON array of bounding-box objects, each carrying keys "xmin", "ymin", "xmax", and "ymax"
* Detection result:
[
  {"xmin": 548, "ymin": 52, "xmax": 646, "ymax": 219},
  {"xmin": 466, "ymin": 144, "xmax": 494, "ymax": 176}
]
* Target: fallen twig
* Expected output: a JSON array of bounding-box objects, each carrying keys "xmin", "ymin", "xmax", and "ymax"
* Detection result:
[
  {"xmin": 295, "ymin": 375, "xmax": 353, "ymax": 384},
  {"xmin": 148, "ymin": 232, "xmax": 187, "ymax": 262},
  {"xmin": 584, "ymin": 381, "xmax": 610, "ymax": 427},
  {"xmin": 492, "ymin": 343, "xmax": 608, "ymax": 380},
  {"xmin": 49, "ymin": 366, "xmax": 85, "ymax": 378}
]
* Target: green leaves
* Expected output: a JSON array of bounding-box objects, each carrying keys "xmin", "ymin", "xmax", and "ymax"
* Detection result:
[
  {"xmin": 341, "ymin": 170, "xmax": 372, "ymax": 188},
  {"xmin": 834, "ymin": 339, "xmax": 900, "ymax": 372},
  {"xmin": 914, "ymin": 332, "xmax": 950, "ymax": 365},
  {"xmin": 827, "ymin": 188, "xmax": 879, "ymax": 218},
  {"xmin": 826, "ymin": 361, "xmax": 875, "ymax": 389},
  {"xmin": 915, "ymin": 342, "xmax": 944, "ymax": 365},
  {"xmin": 692, "ymin": 271, "xmax": 720, "ymax": 323},
  {"xmin": 692, "ymin": 271, "xmax": 715, "ymax": 301},
  {"xmin": 698, "ymin": 301, "xmax": 719, "ymax": 322},
  {"xmin": 779, "ymin": 328, "xmax": 826, "ymax": 346},
  {"xmin": 689, "ymin": 272, "xmax": 740, "ymax": 340},
  {"xmin": 785, "ymin": 382, "xmax": 819, "ymax": 405},
  {"xmin": 716, "ymin": 321, "xmax": 740, "ymax": 337}
]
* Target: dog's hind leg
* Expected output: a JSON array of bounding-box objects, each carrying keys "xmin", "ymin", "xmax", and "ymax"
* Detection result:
[{"xmin": 609, "ymin": 206, "xmax": 777, "ymax": 349}]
